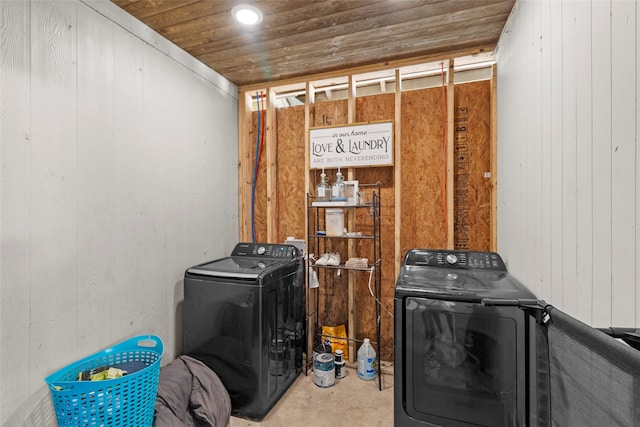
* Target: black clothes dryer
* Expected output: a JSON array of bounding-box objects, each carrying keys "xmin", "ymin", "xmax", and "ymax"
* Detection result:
[
  {"xmin": 183, "ymin": 242, "xmax": 303, "ymax": 420},
  {"xmin": 394, "ymin": 249, "xmax": 539, "ymax": 427}
]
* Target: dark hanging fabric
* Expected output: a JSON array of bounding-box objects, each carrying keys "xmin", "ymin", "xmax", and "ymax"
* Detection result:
[
  {"xmin": 533, "ymin": 320, "xmax": 551, "ymax": 427},
  {"xmin": 543, "ymin": 307, "xmax": 640, "ymax": 427}
]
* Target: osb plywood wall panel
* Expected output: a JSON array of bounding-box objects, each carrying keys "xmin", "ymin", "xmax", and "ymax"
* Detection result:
[
  {"xmin": 310, "ymin": 100, "xmax": 349, "ymax": 189},
  {"xmin": 307, "ymin": 211, "xmax": 349, "ymax": 329},
  {"xmin": 454, "ymin": 81, "xmax": 491, "ymax": 251},
  {"xmin": 314, "ymin": 100, "xmax": 349, "ymax": 127},
  {"xmin": 276, "ymin": 106, "xmax": 306, "ymax": 243},
  {"xmin": 245, "ymin": 81, "xmax": 491, "ymax": 362},
  {"xmin": 356, "ymin": 93, "xmax": 395, "ymax": 361},
  {"xmin": 400, "ymin": 87, "xmax": 448, "ymax": 256},
  {"xmin": 312, "ymin": 100, "xmax": 350, "ymax": 331}
]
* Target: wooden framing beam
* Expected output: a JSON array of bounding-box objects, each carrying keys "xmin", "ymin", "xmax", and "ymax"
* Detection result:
[
  {"xmin": 305, "ymin": 82, "xmax": 315, "ymax": 205},
  {"xmin": 347, "ymin": 74, "xmax": 357, "ymax": 364},
  {"xmin": 304, "ymin": 81, "xmax": 316, "ymax": 368},
  {"xmin": 490, "ymin": 64, "xmax": 498, "ymax": 251},
  {"xmin": 446, "ymin": 60, "xmax": 455, "ymax": 249},
  {"xmin": 238, "ymin": 46, "xmax": 494, "ymax": 92},
  {"xmin": 394, "ymin": 69, "xmax": 402, "ymax": 277},
  {"xmin": 265, "ymin": 88, "xmax": 277, "ymax": 242},
  {"xmin": 238, "ymin": 91, "xmax": 253, "ymax": 242}
]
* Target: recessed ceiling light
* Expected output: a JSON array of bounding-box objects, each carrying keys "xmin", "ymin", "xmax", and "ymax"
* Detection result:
[{"xmin": 231, "ymin": 4, "xmax": 263, "ymax": 26}]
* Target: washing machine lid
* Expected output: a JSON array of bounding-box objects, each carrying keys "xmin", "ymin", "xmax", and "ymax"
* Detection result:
[
  {"xmin": 395, "ymin": 249, "xmax": 536, "ymax": 300},
  {"xmin": 187, "ymin": 257, "xmax": 287, "ymax": 279},
  {"xmin": 187, "ymin": 243, "xmax": 299, "ymax": 280}
]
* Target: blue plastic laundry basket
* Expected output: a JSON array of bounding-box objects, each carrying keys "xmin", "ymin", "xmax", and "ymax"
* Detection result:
[{"xmin": 45, "ymin": 335, "xmax": 163, "ymax": 427}]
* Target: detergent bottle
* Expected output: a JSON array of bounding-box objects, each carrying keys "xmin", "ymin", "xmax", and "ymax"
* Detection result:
[{"xmin": 357, "ymin": 338, "xmax": 376, "ymax": 380}]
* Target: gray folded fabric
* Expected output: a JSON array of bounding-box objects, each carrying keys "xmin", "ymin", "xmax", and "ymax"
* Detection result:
[{"xmin": 154, "ymin": 355, "xmax": 231, "ymax": 427}]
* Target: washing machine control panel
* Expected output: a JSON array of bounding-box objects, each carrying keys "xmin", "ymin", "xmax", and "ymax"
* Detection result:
[
  {"xmin": 403, "ymin": 249, "xmax": 506, "ymax": 271},
  {"xmin": 232, "ymin": 242, "xmax": 299, "ymax": 260}
]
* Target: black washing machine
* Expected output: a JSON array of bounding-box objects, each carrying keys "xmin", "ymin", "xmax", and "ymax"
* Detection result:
[
  {"xmin": 183, "ymin": 242, "xmax": 303, "ymax": 420},
  {"xmin": 394, "ymin": 249, "xmax": 539, "ymax": 427}
]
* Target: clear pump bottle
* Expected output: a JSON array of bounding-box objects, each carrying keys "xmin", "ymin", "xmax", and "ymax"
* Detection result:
[
  {"xmin": 316, "ymin": 169, "xmax": 330, "ymax": 201},
  {"xmin": 331, "ymin": 168, "xmax": 347, "ymax": 201}
]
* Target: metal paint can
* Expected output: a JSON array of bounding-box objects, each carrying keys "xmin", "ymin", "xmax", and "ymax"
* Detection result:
[
  {"xmin": 334, "ymin": 349, "xmax": 346, "ymax": 379},
  {"xmin": 313, "ymin": 341, "xmax": 332, "ymax": 361},
  {"xmin": 335, "ymin": 360, "xmax": 346, "ymax": 379},
  {"xmin": 313, "ymin": 352, "xmax": 335, "ymax": 388}
]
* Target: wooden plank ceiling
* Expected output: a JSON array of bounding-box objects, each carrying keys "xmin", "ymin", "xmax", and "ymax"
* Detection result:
[{"xmin": 111, "ymin": 0, "xmax": 515, "ymax": 88}]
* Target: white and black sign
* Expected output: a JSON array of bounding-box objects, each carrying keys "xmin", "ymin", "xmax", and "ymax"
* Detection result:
[{"xmin": 309, "ymin": 121, "xmax": 393, "ymax": 169}]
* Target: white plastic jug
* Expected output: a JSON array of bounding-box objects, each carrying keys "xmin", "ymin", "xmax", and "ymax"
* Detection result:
[
  {"xmin": 357, "ymin": 338, "xmax": 376, "ymax": 380},
  {"xmin": 325, "ymin": 209, "xmax": 344, "ymax": 236}
]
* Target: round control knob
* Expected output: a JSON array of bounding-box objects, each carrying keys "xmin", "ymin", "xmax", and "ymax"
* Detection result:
[
  {"xmin": 257, "ymin": 246, "xmax": 266, "ymax": 255},
  {"xmin": 446, "ymin": 254, "xmax": 458, "ymax": 265}
]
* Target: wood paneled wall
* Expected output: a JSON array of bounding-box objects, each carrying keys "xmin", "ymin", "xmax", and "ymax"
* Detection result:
[
  {"xmin": 0, "ymin": 1, "xmax": 238, "ymax": 424},
  {"xmin": 240, "ymin": 76, "xmax": 493, "ymax": 361},
  {"xmin": 496, "ymin": 0, "xmax": 640, "ymax": 328}
]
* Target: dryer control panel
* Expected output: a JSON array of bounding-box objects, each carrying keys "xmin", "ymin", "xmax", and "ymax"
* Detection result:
[
  {"xmin": 231, "ymin": 242, "xmax": 299, "ymax": 260},
  {"xmin": 403, "ymin": 249, "xmax": 506, "ymax": 271}
]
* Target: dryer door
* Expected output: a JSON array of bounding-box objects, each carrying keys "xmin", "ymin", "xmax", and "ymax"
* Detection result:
[{"xmin": 402, "ymin": 296, "xmax": 527, "ymax": 427}]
